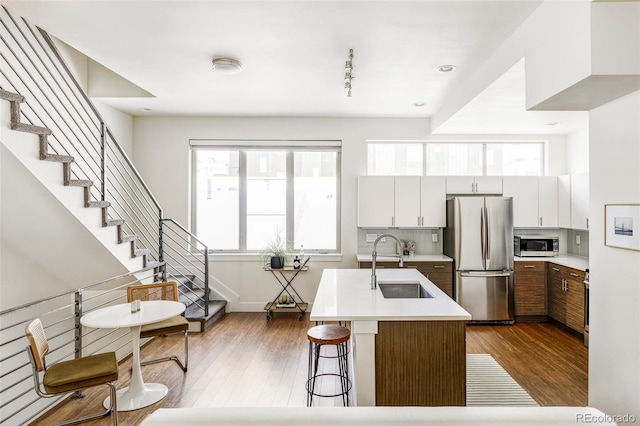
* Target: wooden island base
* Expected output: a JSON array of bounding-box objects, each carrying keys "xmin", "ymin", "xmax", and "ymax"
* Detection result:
[{"xmin": 375, "ymin": 320, "xmax": 466, "ymax": 406}]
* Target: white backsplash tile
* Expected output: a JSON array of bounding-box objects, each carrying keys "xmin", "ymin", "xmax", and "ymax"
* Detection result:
[{"xmin": 357, "ymin": 228, "xmax": 442, "ymax": 255}]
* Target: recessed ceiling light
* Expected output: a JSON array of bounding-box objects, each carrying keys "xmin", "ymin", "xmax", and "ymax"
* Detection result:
[
  {"xmin": 437, "ymin": 65, "xmax": 457, "ymax": 73},
  {"xmin": 141, "ymin": 107, "xmax": 153, "ymax": 111},
  {"xmin": 413, "ymin": 102, "xmax": 425, "ymax": 107},
  {"xmin": 547, "ymin": 121, "xmax": 560, "ymax": 126},
  {"xmin": 211, "ymin": 57, "xmax": 242, "ymax": 74}
]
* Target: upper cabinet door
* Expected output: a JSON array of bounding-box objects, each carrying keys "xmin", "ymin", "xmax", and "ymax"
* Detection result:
[
  {"xmin": 446, "ymin": 176, "xmax": 503, "ymax": 195},
  {"xmin": 446, "ymin": 176, "xmax": 476, "ymax": 194},
  {"xmin": 538, "ymin": 176, "xmax": 559, "ymax": 228},
  {"xmin": 502, "ymin": 177, "xmax": 539, "ymax": 228},
  {"xmin": 475, "ymin": 177, "xmax": 503, "ymax": 194},
  {"xmin": 571, "ymin": 172, "xmax": 589, "ymax": 230},
  {"xmin": 558, "ymin": 175, "xmax": 571, "ymax": 228},
  {"xmin": 394, "ymin": 176, "xmax": 421, "ymax": 227},
  {"xmin": 358, "ymin": 176, "xmax": 395, "ymax": 227},
  {"xmin": 420, "ymin": 177, "xmax": 446, "ymax": 227}
]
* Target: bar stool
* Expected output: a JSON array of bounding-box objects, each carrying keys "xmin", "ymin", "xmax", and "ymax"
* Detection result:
[{"xmin": 306, "ymin": 324, "xmax": 352, "ymax": 406}]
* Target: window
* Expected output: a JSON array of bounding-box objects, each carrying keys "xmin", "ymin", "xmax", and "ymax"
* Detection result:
[
  {"xmin": 191, "ymin": 141, "xmax": 341, "ymax": 253},
  {"xmin": 368, "ymin": 143, "xmax": 423, "ymax": 175},
  {"xmin": 368, "ymin": 141, "xmax": 543, "ymax": 176}
]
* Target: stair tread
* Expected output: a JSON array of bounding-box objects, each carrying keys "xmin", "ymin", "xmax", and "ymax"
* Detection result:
[
  {"xmin": 12, "ymin": 122, "xmax": 51, "ymax": 135},
  {"xmin": 134, "ymin": 248, "xmax": 151, "ymax": 256},
  {"xmin": 0, "ymin": 89, "xmax": 24, "ymax": 102},
  {"xmin": 105, "ymin": 219, "xmax": 125, "ymax": 227},
  {"xmin": 87, "ymin": 201, "xmax": 110, "ymax": 208},
  {"xmin": 41, "ymin": 153, "xmax": 74, "ymax": 163},
  {"xmin": 67, "ymin": 179, "xmax": 93, "ymax": 187}
]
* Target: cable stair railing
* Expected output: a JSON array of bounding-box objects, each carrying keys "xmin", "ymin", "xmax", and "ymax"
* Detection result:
[
  {"xmin": 0, "ymin": 7, "xmax": 218, "ymax": 329},
  {"xmin": 0, "ymin": 5, "xmax": 227, "ymax": 423}
]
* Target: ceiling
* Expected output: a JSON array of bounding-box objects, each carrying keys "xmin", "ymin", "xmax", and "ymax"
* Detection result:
[{"xmin": 2, "ymin": 0, "xmax": 587, "ymax": 134}]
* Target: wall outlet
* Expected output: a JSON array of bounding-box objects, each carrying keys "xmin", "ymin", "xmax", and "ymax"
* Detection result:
[
  {"xmin": 432, "ymin": 233, "xmax": 438, "ymax": 243},
  {"xmin": 366, "ymin": 233, "xmax": 377, "ymax": 243},
  {"xmin": 576, "ymin": 234, "xmax": 581, "ymax": 245}
]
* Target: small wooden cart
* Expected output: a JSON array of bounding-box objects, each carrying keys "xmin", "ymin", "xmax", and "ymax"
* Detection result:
[{"xmin": 263, "ymin": 256, "xmax": 310, "ymax": 320}]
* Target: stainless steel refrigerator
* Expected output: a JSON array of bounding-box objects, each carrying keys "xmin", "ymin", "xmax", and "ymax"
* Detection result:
[{"xmin": 443, "ymin": 197, "xmax": 514, "ymax": 324}]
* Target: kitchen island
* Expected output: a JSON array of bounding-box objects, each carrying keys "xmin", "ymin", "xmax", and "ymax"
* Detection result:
[{"xmin": 310, "ymin": 268, "xmax": 471, "ymax": 407}]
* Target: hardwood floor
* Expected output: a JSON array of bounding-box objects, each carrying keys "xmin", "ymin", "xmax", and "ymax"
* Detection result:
[{"xmin": 31, "ymin": 313, "xmax": 588, "ymax": 425}]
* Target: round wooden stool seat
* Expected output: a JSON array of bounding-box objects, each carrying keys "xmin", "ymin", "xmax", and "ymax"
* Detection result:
[{"xmin": 307, "ymin": 324, "xmax": 350, "ymax": 345}]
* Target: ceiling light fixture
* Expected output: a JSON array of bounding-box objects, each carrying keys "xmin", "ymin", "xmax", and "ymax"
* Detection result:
[
  {"xmin": 344, "ymin": 49, "xmax": 354, "ymax": 97},
  {"xmin": 211, "ymin": 57, "xmax": 242, "ymax": 75},
  {"xmin": 437, "ymin": 64, "xmax": 457, "ymax": 73},
  {"xmin": 414, "ymin": 102, "xmax": 425, "ymax": 107}
]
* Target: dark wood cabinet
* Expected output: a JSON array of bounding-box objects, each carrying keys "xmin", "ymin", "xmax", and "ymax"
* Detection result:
[
  {"xmin": 358, "ymin": 260, "xmax": 454, "ymax": 298},
  {"xmin": 546, "ymin": 263, "xmax": 585, "ymax": 333},
  {"xmin": 514, "ymin": 261, "xmax": 546, "ymax": 318}
]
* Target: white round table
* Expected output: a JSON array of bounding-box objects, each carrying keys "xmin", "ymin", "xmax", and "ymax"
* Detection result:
[{"xmin": 80, "ymin": 300, "xmax": 186, "ymax": 411}]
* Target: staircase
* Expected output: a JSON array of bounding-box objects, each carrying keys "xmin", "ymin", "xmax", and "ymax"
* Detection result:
[{"xmin": 0, "ymin": 5, "xmax": 226, "ymax": 331}]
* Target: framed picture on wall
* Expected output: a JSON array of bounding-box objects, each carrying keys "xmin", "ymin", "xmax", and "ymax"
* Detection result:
[{"xmin": 605, "ymin": 204, "xmax": 640, "ymax": 251}]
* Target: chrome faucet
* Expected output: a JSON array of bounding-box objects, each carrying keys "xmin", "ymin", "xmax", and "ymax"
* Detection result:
[{"xmin": 371, "ymin": 233, "xmax": 404, "ymax": 289}]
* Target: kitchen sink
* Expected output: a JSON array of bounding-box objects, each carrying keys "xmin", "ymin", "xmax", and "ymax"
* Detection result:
[{"xmin": 378, "ymin": 281, "xmax": 434, "ymax": 299}]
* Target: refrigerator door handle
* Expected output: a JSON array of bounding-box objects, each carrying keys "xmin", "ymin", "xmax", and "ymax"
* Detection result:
[
  {"xmin": 460, "ymin": 272, "xmax": 512, "ymax": 278},
  {"xmin": 480, "ymin": 207, "xmax": 486, "ymax": 265},
  {"xmin": 485, "ymin": 206, "xmax": 490, "ymax": 265}
]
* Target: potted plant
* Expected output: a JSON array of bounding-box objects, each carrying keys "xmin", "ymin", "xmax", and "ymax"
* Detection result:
[{"xmin": 260, "ymin": 231, "xmax": 293, "ymax": 269}]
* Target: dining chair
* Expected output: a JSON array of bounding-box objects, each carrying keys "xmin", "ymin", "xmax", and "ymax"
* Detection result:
[
  {"xmin": 127, "ymin": 281, "xmax": 189, "ymax": 372},
  {"xmin": 25, "ymin": 318, "xmax": 119, "ymax": 425}
]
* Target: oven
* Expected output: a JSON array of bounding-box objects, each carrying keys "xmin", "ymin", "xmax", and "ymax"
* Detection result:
[{"xmin": 584, "ymin": 269, "xmax": 589, "ymax": 347}]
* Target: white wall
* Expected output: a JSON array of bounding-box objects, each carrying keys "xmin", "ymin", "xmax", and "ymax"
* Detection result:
[
  {"xmin": 588, "ymin": 90, "xmax": 640, "ymax": 419},
  {"xmin": 566, "ymin": 126, "xmax": 589, "ymax": 174},
  {"xmin": 133, "ymin": 116, "xmax": 568, "ymax": 309}
]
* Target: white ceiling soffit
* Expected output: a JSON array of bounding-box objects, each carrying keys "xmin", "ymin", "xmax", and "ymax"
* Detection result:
[
  {"xmin": 0, "ymin": 0, "xmax": 591, "ymax": 136},
  {"xmin": 433, "ymin": 60, "xmax": 588, "ymax": 135}
]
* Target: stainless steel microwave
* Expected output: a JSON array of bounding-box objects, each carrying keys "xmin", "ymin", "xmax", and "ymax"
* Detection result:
[{"xmin": 514, "ymin": 235, "xmax": 559, "ymax": 257}]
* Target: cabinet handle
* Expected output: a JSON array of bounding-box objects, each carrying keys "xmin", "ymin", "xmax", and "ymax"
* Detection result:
[
  {"xmin": 524, "ymin": 265, "xmax": 535, "ymax": 268},
  {"xmin": 418, "ymin": 216, "xmax": 421, "ymax": 226},
  {"xmin": 586, "ymin": 218, "xmax": 589, "ymax": 229},
  {"xmin": 421, "ymin": 216, "xmax": 424, "ymax": 226},
  {"xmin": 392, "ymin": 216, "xmax": 395, "ymax": 226},
  {"xmin": 552, "ymin": 267, "xmax": 560, "ymax": 272},
  {"xmin": 472, "ymin": 182, "xmax": 475, "ymax": 192},
  {"xmin": 433, "ymin": 265, "xmax": 445, "ymax": 269},
  {"xmin": 406, "ymin": 265, "xmax": 418, "ymax": 269},
  {"xmin": 539, "ymin": 217, "xmax": 543, "ymax": 226},
  {"xmin": 570, "ymin": 273, "xmax": 580, "ymax": 277}
]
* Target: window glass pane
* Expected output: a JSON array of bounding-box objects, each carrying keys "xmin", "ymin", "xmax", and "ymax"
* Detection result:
[
  {"xmin": 486, "ymin": 143, "xmax": 542, "ymax": 176},
  {"xmin": 246, "ymin": 151, "xmax": 287, "ymax": 250},
  {"xmin": 368, "ymin": 143, "xmax": 423, "ymax": 175},
  {"xmin": 426, "ymin": 143, "xmax": 482, "ymax": 175},
  {"xmin": 194, "ymin": 150, "xmax": 239, "ymax": 249},
  {"xmin": 294, "ymin": 151, "xmax": 338, "ymax": 250}
]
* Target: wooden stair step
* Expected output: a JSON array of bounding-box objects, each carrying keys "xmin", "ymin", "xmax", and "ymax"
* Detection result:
[
  {"xmin": 41, "ymin": 153, "xmax": 74, "ymax": 163},
  {"xmin": 86, "ymin": 200, "xmax": 110, "ymax": 208},
  {"xmin": 11, "ymin": 122, "xmax": 51, "ymax": 135},
  {"xmin": 66, "ymin": 179, "xmax": 93, "ymax": 187},
  {"xmin": 0, "ymin": 89, "xmax": 24, "ymax": 102}
]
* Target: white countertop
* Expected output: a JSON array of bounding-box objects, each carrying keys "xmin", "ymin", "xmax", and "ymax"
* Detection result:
[
  {"xmin": 356, "ymin": 254, "xmax": 453, "ymax": 263},
  {"xmin": 310, "ymin": 268, "xmax": 471, "ymax": 321},
  {"xmin": 515, "ymin": 255, "xmax": 588, "ymax": 271}
]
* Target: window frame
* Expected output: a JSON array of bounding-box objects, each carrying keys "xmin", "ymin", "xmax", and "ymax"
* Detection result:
[
  {"xmin": 367, "ymin": 141, "xmax": 545, "ymax": 176},
  {"xmin": 190, "ymin": 140, "xmax": 342, "ymax": 254}
]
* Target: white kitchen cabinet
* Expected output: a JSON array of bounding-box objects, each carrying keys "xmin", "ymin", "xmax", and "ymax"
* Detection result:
[
  {"xmin": 558, "ymin": 175, "xmax": 571, "ymax": 228},
  {"xmin": 395, "ymin": 177, "xmax": 422, "ymax": 227},
  {"xmin": 502, "ymin": 177, "xmax": 539, "ymax": 227},
  {"xmin": 419, "ymin": 177, "xmax": 446, "ymax": 227},
  {"xmin": 358, "ymin": 176, "xmax": 395, "ymax": 227},
  {"xmin": 446, "ymin": 176, "xmax": 502, "ymax": 194},
  {"xmin": 358, "ymin": 176, "xmax": 446, "ymax": 228},
  {"xmin": 502, "ymin": 176, "xmax": 559, "ymax": 228},
  {"xmin": 538, "ymin": 176, "xmax": 559, "ymax": 228},
  {"xmin": 571, "ymin": 172, "xmax": 589, "ymax": 230},
  {"xmin": 557, "ymin": 173, "xmax": 589, "ymax": 230}
]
